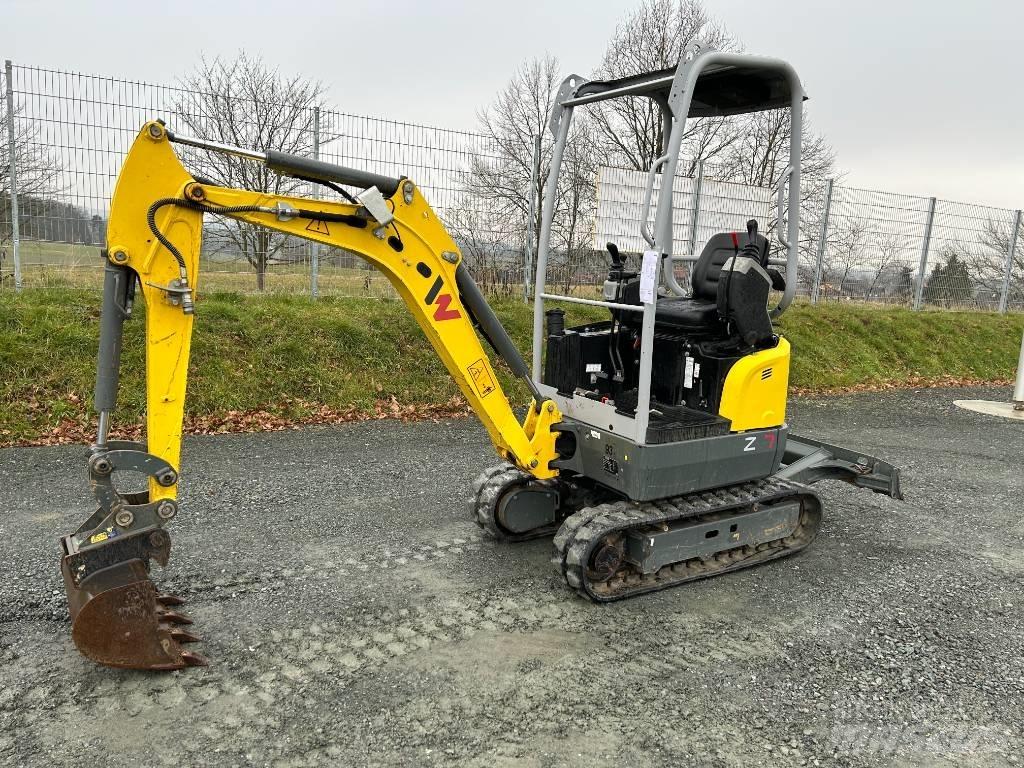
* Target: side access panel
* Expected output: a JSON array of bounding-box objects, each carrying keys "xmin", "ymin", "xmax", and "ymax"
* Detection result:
[{"xmin": 777, "ymin": 433, "xmax": 903, "ymax": 499}]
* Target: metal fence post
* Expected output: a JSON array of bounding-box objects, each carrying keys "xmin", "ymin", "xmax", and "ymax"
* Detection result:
[
  {"xmin": 1014, "ymin": 332, "xmax": 1024, "ymax": 408},
  {"xmin": 810, "ymin": 178, "xmax": 834, "ymax": 304},
  {"xmin": 4, "ymin": 60, "xmax": 22, "ymax": 292},
  {"xmin": 523, "ymin": 133, "xmax": 541, "ymax": 302},
  {"xmin": 310, "ymin": 106, "xmax": 321, "ymax": 299},
  {"xmin": 913, "ymin": 197, "xmax": 937, "ymax": 310},
  {"xmin": 688, "ymin": 161, "xmax": 704, "ymax": 256},
  {"xmin": 999, "ymin": 209, "xmax": 1021, "ymax": 313}
]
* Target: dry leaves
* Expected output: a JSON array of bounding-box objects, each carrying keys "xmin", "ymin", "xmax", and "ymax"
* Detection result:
[
  {"xmin": 4, "ymin": 374, "xmax": 1014, "ymax": 449},
  {"xmin": 2, "ymin": 396, "xmax": 473, "ymax": 448}
]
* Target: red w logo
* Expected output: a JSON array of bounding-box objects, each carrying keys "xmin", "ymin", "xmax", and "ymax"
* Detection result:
[{"xmin": 433, "ymin": 293, "xmax": 461, "ymax": 321}]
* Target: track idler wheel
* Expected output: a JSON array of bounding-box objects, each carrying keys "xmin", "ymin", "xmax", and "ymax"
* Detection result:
[{"xmin": 588, "ymin": 533, "xmax": 625, "ymax": 583}]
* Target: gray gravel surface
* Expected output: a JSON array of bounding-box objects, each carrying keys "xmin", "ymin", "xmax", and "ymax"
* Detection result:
[{"xmin": 0, "ymin": 386, "xmax": 1021, "ymax": 768}]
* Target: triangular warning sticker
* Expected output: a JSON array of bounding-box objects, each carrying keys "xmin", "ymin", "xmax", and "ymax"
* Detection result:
[{"xmin": 305, "ymin": 219, "xmax": 330, "ymax": 235}]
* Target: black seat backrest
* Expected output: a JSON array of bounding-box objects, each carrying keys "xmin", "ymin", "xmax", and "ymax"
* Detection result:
[{"xmin": 691, "ymin": 232, "xmax": 769, "ymax": 301}]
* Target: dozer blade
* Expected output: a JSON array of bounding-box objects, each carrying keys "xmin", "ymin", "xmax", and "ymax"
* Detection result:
[{"xmin": 61, "ymin": 556, "xmax": 208, "ymax": 670}]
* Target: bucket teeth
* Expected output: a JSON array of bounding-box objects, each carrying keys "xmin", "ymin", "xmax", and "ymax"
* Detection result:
[
  {"xmin": 156, "ymin": 609, "xmax": 193, "ymax": 625},
  {"xmin": 156, "ymin": 594, "xmax": 186, "ymax": 607},
  {"xmin": 170, "ymin": 629, "xmax": 202, "ymax": 644},
  {"xmin": 180, "ymin": 650, "xmax": 210, "ymax": 667}
]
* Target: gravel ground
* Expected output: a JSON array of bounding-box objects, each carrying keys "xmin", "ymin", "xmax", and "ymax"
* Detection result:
[{"xmin": 0, "ymin": 385, "xmax": 1021, "ymax": 768}]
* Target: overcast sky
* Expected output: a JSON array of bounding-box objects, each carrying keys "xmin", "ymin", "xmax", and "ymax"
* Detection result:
[{"xmin": 3, "ymin": 0, "xmax": 1021, "ymax": 208}]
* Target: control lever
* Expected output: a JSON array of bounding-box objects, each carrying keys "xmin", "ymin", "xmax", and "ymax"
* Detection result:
[
  {"xmin": 606, "ymin": 242, "xmax": 624, "ymax": 270},
  {"xmin": 744, "ymin": 219, "xmax": 785, "ymax": 290},
  {"xmin": 742, "ymin": 220, "xmax": 760, "ymax": 258}
]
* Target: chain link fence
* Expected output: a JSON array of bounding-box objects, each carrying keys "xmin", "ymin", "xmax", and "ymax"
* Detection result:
[
  {"xmin": 2, "ymin": 60, "xmax": 1021, "ymax": 311},
  {"xmin": 812, "ymin": 184, "xmax": 1023, "ymax": 310},
  {"xmin": 0, "ymin": 61, "xmax": 515, "ymax": 298}
]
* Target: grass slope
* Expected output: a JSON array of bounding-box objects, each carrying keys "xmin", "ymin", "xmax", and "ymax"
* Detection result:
[{"xmin": 2, "ymin": 288, "xmax": 1022, "ymax": 445}]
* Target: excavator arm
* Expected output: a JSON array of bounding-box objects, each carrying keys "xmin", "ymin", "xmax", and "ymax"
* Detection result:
[{"xmin": 60, "ymin": 121, "xmax": 561, "ymax": 670}]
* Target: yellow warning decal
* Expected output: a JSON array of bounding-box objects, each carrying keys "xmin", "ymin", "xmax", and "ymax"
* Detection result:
[
  {"xmin": 88, "ymin": 526, "xmax": 119, "ymax": 545},
  {"xmin": 467, "ymin": 358, "xmax": 496, "ymax": 398}
]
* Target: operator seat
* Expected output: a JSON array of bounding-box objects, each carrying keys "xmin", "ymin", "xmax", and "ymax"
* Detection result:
[{"xmin": 654, "ymin": 227, "xmax": 769, "ymax": 330}]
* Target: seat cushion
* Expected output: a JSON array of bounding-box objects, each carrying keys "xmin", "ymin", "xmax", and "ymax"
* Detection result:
[{"xmin": 654, "ymin": 297, "xmax": 721, "ymax": 330}]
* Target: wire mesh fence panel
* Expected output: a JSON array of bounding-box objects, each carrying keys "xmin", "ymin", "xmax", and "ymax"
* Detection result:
[
  {"xmin": 4, "ymin": 61, "xmax": 1024, "ymax": 312},
  {"xmin": 925, "ymin": 199, "xmax": 1017, "ymax": 310},
  {"xmin": 594, "ymin": 165, "xmax": 699, "ymax": 255},
  {"xmin": 696, "ymin": 178, "xmax": 773, "ymax": 252},
  {"xmin": 590, "ymin": 164, "xmax": 694, "ymax": 299},
  {"xmin": 815, "ymin": 185, "xmax": 933, "ymax": 306},
  {"xmin": 0, "ymin": 63, "xmax": 509, "ymax": 297}
]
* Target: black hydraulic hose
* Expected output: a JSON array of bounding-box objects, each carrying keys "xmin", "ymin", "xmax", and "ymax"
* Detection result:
[
  {"xmin": 294, "ymin": 209, "xmax": 367, "ymax": 227},
  {"xmin": 146, "ymin": 197, "xmax": 367, "ymax": 272},
  {"xmin": 291, "ymin": 174, "xmax": 359, "ymax": 204},
  {"xmin": 146, "ymin": 197, "xmax": 269, "ymax": 274}
]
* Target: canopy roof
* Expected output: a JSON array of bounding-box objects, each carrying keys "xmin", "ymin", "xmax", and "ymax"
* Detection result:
[{"xmin": 573, "ymin": 61, "xmax": 804, "ymax": 117}]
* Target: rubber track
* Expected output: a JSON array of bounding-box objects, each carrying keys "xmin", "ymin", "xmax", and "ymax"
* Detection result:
[
  {"xmin": 552, "ymin": 477, "xmax": 821, "ymax": 602},
  {"xmin": 469, "ymin": 464, "xmax": 560, "ymax": 542}
]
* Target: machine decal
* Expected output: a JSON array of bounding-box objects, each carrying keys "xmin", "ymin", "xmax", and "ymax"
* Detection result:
[
  {"xmin": 89, "ymin": 527, "xmax": 120, "ymax": 544},
  {"xmin": 432, "ymin": 293, "xmax": 461, "ymax": 321},
  {"xmin": 602, "ymin": 444, "xmax": 620, "ymax": 475},
  {"xmin": 743, "ymin": 436, "xmax": 757, "ymax": 452},
  {"xmin": 305, "ymin": 219, "xmax": 330, "ymax": 235},
  {"xmin": 467, "ymin": 358, "xmax": 496, "ymax": 398},
  {"xmin": 424, "ymin": 275, "xmax": 443, "ymax": 304},
  {"xmin": 420, "ymin": 267, "xmax": 462, "ymax": 321}
]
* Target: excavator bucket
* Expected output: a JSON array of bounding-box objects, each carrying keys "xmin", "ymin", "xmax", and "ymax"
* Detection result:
[{"xmin": 61, "ymin": 539, "xmax": 206, "ymax": 670}]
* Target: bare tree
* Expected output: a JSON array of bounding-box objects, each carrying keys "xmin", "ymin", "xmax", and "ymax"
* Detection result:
[
  {"xmin": 862, "ymin": 232, "xmax": 906, "ymax": 301},
  {"xmin": 820, "ymin": 216, "xmax": 870, "ymax": 301},
  {"xmin": 445, "ymin": 198, "xmax": 523, "ymax": 296},
  {"xmin": 592, "ymin": 0, "xmax": 738, "ymax": 174},
  {"xmin": 719, "ymin": 109, "xmax": 837, "ymax": 273},
  {"xmin": 466, "ymin": 56, "xmax": 601, "ymax": 294},
  {"xmin": 592, "ymin": 0, "xmax": 836, "ymax": 191},
  {"xmin": 467, "ymin": 56, "xmax": 560, "ymax": 264},
  {"xmin": 171, "ymin": 53, "xmax": 325, "ymax": 291},
  {"xmin": 551, "ymin": 118, "xmax": 600, "ymax": 294},
  {"xmin": 970, "ymin": 215, "xmax": 1022, "ymax": 306}
]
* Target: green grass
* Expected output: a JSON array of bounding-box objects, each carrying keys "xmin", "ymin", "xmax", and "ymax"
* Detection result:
[
  {"xmin": 1, "ymin": 288, "xmax": 1022, "ymax": 445},
  {"xmin": 776, "ymin": 303, "xmax": 1024, "ymax": 391}
]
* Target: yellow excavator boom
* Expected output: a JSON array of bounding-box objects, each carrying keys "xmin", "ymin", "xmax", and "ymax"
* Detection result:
[{"xmin": 59, "ymin": 122, "xmax": 560, "ymax": 670}]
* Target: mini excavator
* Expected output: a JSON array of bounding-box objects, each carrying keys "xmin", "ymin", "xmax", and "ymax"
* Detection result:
[{"xmin": 61, "ymin": 45, "xmax": 902, "ymax": 670}]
